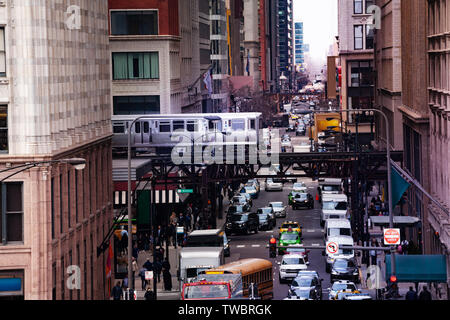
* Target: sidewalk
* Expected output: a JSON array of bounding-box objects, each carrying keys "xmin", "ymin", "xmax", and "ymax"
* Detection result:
[{"xmin": 133, "ymin": 192, "xmax": 230, "ymax": 300}]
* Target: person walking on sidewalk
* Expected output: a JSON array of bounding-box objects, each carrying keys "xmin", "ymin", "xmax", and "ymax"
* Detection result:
[
  {"xmin": 163, "ymin": 267, "xmax": 172, "ymax": 291},
  {"xmin": 153, "ymin": 258, "xmax": 162, "ymax": 283},
  {"xmin": 139, "ymin": 267, "xmax": 148, "ymax": 290},
  {"xmin": 370, "ymin": 239, "xmax": 378, "ymax": 265},
  {"xmin": 131, "ymin": 257, "xmax": 138, "ymax": 289},
  {"xmin": 112, "ymin": 281, "xmax": 123, "ymax": 300},
  {"xmin": 162, "ymin": 257, "xmax": 171, "ymax": 272},
  {"xmin": 419, "ymin": 286, "xmax": 432, "ymax": 300},
  {"xmin": 143, "ymin": 258, "xmax": 153, "ymax": 272},
  {"xmin": 405, "ymin": 286, "xmax": 418, "ymax": 300}
]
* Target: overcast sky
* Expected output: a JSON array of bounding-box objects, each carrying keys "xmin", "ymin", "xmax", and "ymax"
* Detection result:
[{"xmin": 293, "ymin": 0, "xmax": 338, "ymax": 70}]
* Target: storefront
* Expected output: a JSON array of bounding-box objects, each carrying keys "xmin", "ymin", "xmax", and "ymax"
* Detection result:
[{"xmin": 0, "ymin": 270, "xmax": 24, "ymax": 300}]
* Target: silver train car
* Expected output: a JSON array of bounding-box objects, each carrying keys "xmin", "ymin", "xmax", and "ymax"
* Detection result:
[{"xmin": 112, "ymin": 112, "xmax": 262, "ymax": 155}]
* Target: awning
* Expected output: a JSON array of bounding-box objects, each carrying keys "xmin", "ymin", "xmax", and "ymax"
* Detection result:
[
  {"xmin": 369, "ymin": 216, "xmax": 421, "ymax": 227},
  {"xmin": 386, "ymin": 255, "xmax": 447, "ymax": 283},
  {"xmin": 112, "ymin": 158, "xmax": 153, "ymax": 182}
]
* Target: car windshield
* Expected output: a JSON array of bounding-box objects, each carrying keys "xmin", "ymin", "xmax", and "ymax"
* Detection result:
[
  {"xmin": 338, "ymin": 248, "xmax": 354, "ymax": 255},
  {"xmin": 295, "ymin": 193, "xmax": 307, "ymax": 199},
  {"xmin": 232, "ymin": 197, "xmax": 244, "ymax": 203},
  {"xmin": 258, "ymin": 208, "xmax": 272, "ymax": 214},
  {"xmin": 259, "ymin": 214, "xmax": 268, "ymax": 221},
  {"xmin": 281, "ymin": 233, "xmax": 299, "ymax": 241},
  {"xmin": 322, "ymin": 185, "xmax": 340, "ymax": 192},
  {"xmin": 228, "ymin": 206, "xmax": 243, "ymax": 214},
  {"xmin": 231, "ymin": 214, "xmax": 247, "ymax": 222},
  {"xmin": 282, "ymin": 223, "xmax": 299, "ymax": 229},
  {"xmin": 293, "ymin": 183, "xmax": 304, "ymax": 189},
  {"xmin": 334, "ymin": 259, "xmax": 355, "ymax": 268},
  {"xmin": 292, "ymin": 277, "xmax": 313, "ymax": 287},
  {"xmin": 245, "ymin": 186, "xmax": 256, "ymax": 192},
  {"xmin": 183, "ymin": 284, "xmax": 229, "ymax": 299},
  {"xmin": 322, "ymin": 201, "xmax": 347, "ymax": 210},
  {"xmin": 292, "ymin": 289, "xmax": 311, "ymax": 299},
  {"xmin": 332, "ymin": 283, "xmax": 356, "ymax": 292},
  {"xmin": 267, "ymin": 178, "xmax": 274, "ymax": 183},
  {"xmin": 287, "ymin": 248, "xmax": 306, "ymax": 254},
  {"xmin": 271, "ymin": 202, "xmax": 283, "ymax": 208},
  {"xmin": 328, "ymin": 228, "xmax": 351, "ymax": 237},
  {"xmin": 282, "ymin": 257, "xmax": 305, "ymax": 265}
]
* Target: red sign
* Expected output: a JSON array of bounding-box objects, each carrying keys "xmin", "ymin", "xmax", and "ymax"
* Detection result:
[
  {"xmin": 383, "ymin": 228, "xmax": 401, "ymax": 245},
  {"xmin": 326, "ymin": 241, "xmax": 339, "ymax": 254}
]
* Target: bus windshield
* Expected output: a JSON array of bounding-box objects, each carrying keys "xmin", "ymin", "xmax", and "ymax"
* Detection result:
[
  {"xmin": 183, "ymin": 284, "xmax": 230, "ymax": 299},
  {"xmin": 185, "ymin": 236, "xmax": 222, "ymax": 247}
]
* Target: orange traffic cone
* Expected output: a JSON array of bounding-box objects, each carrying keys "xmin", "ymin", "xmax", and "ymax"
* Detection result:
[{"xmin": 315, "ymin": 194, "xmax": 319, "ymax": 201}]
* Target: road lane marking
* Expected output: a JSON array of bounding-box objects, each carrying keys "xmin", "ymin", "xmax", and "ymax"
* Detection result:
[
  {"xmin": 236, "ymin": 245, "xmax": 245, "ymax": 248},
  {"xmin": 251, "ymin": 244, "xmax": 261, "ymax": 248},
  {"xmin": 311, "ymin": 243, "xmax": 320, "ymax": 246}
]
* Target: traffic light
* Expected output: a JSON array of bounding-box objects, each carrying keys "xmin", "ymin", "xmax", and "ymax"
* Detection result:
[
  {"xmin": 269, "ymin": 236, "xmax": 276, "ymax": 258},
  {"xmin": 390, "ymin": 275, "xmax": 397, "ymax": 283}
]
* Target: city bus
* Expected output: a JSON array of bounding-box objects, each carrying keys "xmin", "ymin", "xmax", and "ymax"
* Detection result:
[
  {"xmin": 202, "ymin": 258, "xmax": 274, "ymax": 299},
  {"xmin": 181, "ymin": 273, "xmax": 243, "ymax": 300}
]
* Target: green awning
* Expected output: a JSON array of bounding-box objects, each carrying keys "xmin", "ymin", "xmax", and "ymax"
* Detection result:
[{"xmin": 385, "ymin": 255, "xmax": 447, "ymax": 283}]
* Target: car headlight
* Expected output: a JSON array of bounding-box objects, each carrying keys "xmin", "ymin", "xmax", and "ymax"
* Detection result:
[
  {"xmin": 331, "ymin": 270, "xmax": 338, "ymax": 275},
  {"xmin": 353, "ymin": 271, "xmax": 359, "ymax": 275}
]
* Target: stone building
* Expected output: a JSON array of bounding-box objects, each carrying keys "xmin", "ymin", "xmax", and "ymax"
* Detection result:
[{"xmin": 0, "ymin": 1, "xmax": 113, "ymax": 299}]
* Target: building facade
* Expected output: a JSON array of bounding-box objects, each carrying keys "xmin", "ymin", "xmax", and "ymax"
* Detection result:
[
  {"xmin": 338, "ymin": 0, "xmax": 376, "ymax": 141},
  {"xmin": 294, "ymin": 22, "xmax": 305, "ymax": 71},
  {"xmin": 278, "ymin": 0, "xmax": 293, "ymax": 90},
  {"xmin": 426, "ymin": 0, "xmax": 450, "ymax": 298},
  {"xmin": 0, "ymin": 0, "xmax": 113, "ymax": 300}
]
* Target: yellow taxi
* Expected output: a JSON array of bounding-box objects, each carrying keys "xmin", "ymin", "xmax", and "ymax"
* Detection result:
[
  {"xmin": 279, "ymin": 221, "xmax": 302, "ymax": 236},
  {"xmin": 290, "ymin": 114, "xmax": 299, "ymax": 120}
]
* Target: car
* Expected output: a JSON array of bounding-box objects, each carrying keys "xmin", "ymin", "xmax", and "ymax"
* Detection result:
[
  {"xmin": 230, "ymin": 195, "xmax": 249, "ymax": 207},
  {"xmin": 296, "ymin": 125, "xmax": 305, "ymax": 136},
  {"xmin": 286, "ymin": 124, "xmax": 295, "ymax": 133},
  {"xmin": 286, "ymin": 246, "xmax": 310, "ymax": 264},
  {"xmin": 279, "ymin": 221, "xmax": 302, "ymax": 236},
  {"xmin": 240, "ymin": 185, "xmax": 258, "ymax": 199},
  {"xmin": 281, "ymin": 134, "xmax": 290, "ymax": 140},
  {"xmin": 246, "ymin": 179, "xmax": 260, "ymax": 193},
  {"xmin": 284, "ymin": 171, "xmax": 297, "ymax": 183},
  {"xmin": 256, "ymin": 207, "xmax": 276, "ymax": 228},
  {"xmin": 225, "ymin": 212, "xmax": 259, "ymax": 235},
  {"xmin": 290, "ymin": 114, "xmax": 299, "ymax": 120},
  {"xmin": 277, "ymin": 231, "xmax": 301, "ymax": 255},
  {"xmin": 278, "ymin": 253, "xmax": 307, "ymax": 283},
  {"xmin": 292, "ymin": 182, "xmax": 306, "ymax": 191},
  {"xmin": 281, "ymin": 138, "xmax": 292, "ymax": 149},
  {"xmin": 290, "ymin": 275, "xmax": 323, "ymax": 300},
  {"xmin": 227, "ymin": 204, "xmax": 251, "ymax": 215},
  {"xmin": 269, "ymin": 202, "xmax": 287, "ymax": 218},
  {"xmin": 327, "ymin": 280, "xmax": 359, "ymax": 300},
  {"xmin": 288, "ymin": 191, "xmax": 302, "ymax": 205},
  {"xmin": 239, "ymin": 192, "xmax": 253, "ymax": 206},
  {"xmin": 257, "ymin": 212, "xmax": 274, "ymax": 231},
  {"xmin": 292, "ymin": 192, "xmax": 314, "ymax": 210},
  {"xmin": 265, "ymin": 178, "xmax": 283, "ymax": 191},
  {"xmin": 330, "ymin": 258, "xmax": 360, "ymax": 284}
]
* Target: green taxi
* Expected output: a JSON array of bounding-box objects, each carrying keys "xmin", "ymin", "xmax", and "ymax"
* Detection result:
[{"xmin": 277, "ymin": 231, "xmax": 302, "ymax": 255}]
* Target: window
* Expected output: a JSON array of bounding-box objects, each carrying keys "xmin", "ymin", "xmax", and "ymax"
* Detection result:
[
  {"xmin": 366, "ymin": 25, "xmax": 374, "ymax": 49},
  {"xmin": 135, "ymin": 122, "xmax": 141, "ymax": 134},
  {"xmin": 354, "ymin": 0, "xmax": 363, "ymax": 14},
  {"xmin": 159, "ymin": 121, "xmax": 171, "ymax": 133},
  {"xmin": 112, "ymin": 52, "xmax": 159, "ymax": 80},
  {"xmin": 231, "ymin": 119, "xmax": 245, "ymax": 130},
  {"xmin": 365, "ymin": 0, "xmax": 375, "ymax": 13},
  {"xmin": 51, "ymin": 178, "xmax": 55, "ymax": 239},
  {"xmin": 60, "ymin": 174, "xmax": 63, "ymax": 234},
  {"xmin": 0, "ymin": 182, "xmax": 23, "ymax": 243},
  {"xmin": 354, "ymin": 25, "xmax": 363, "ymax": 50},
  {"xmin": 173, "ymin": 120, "xmax": 184, "ymax": 131},
  {"xmin": 75, "ymin": 171, "xmax": 78, "ymax": 224},
  {"xmin": 111, "ymin": 11, "xmax": 158, "ymax": 36},
  {"xmin": 113, "ymin": 96, "xmax": 160, "ymax": 115},
  {"xmin": 250, "ymin": 119, "xmax": 256, "ymax": 130},
  {"xmin": 52, "ymin": 263, "xmax": 57, "ymax": 300},
  {"xmin": 0, "ymin": 105, "xmax": 7, "ymax": 152},
  {"xmin": 67, "ymin": 171, "xmax": 71, "ymax": 229},
  {"xmin": 0, "ymin": 28, "xmax": 5, "ymax": 77},
  {"xmin": 143, "ymin": 122, "xmax": 149, "ymax": 133},
  {"xmin": 187, "ymin": 121, "xmax": 198, "ymax": 132}
]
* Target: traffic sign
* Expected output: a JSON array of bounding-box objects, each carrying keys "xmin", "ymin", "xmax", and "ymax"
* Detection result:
[
  {"xmin": 326, "ymin": 241, "xmax": 339, "ymax": 254},
  {"xmin": 383, "ymin": 228, "xmax": 401, "ymax": 245},
  {"xmin": 145, "ymin": 271, "xmax": 153, "ymax": 280},
  {"xmin": 177, "ymin": 189, "xmax": 193, "ymax": 194}
]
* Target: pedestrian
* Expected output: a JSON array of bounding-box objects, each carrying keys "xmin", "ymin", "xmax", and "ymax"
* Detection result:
[
  {"xmin": 132, "ymin": 244, "xmax": 139, "ymax": 260},
  {"xmin": 143, "ymin": 258, "xmax": 153, "ymax": 271},
  {"xmin": 131, "ymin": 257, "xmax": 138, "ymax": 289},
  {"xmin": 120, "ymin": 227, "xmax": 129, "ymax": 255},
  {"xmin": 401, "ymin": 240, "xmax": 409, "ymax": 255},
  {"xmin": 162, "ymin": 257, "xmax": 171, "ymax": 271},
  {"xmin": 178, "ymin": 213, "xmax": 185, "ymax": 228},
  {"xmin": 144, "ymin": 288, "xmax": 155, "ymax": 300},
  {"xmin": 153, "ymin": 258, "xmax": 162, "ymax": 283},
  {"xmin": 405, "ymin": 286, "xmax": 418, "ymax": 300},
  {"xmin": 122, "ymin": 276, "xmax": 128, "ymax": 290},
  {"xmin": 163, "ymin": 267, "xmax": 172, "ymax": 291},
  {"xmin": 149, "ymin": 234, "xmax": 154, "ymax": 253},
  {"xmin": 155, "ymin": 247, "xmax": 164, "ymax": 262},
  {"xmin": 139, "ymin": 267, "xmax": 148, "ymax": 290},
  {"xmin": 111, "ymin": 281, "xmax": 123, "ymax": 300},
  {"xmin": 418, "ymin": 286, "xmax": 432, "ymax": 300},
  {"xmin": 185, "ymin": 210, "xmax": 192, "ymax": 231},
  {"xmin": 396, "ymin": 243, "xmax": 403, "ymax": 254},
  {"xmin": 369, "ymin": 240, "xmax": 377, "ymax": 266},
  {"xmin": 169, "ymin": 212, "xmax": 178, "ymax": 227}
]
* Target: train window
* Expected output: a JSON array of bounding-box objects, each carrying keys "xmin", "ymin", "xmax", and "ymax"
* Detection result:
[
  {"xmin": 250, "ymin": 119, "xmax": 256, "ymax": 130},
  {"xmin": 113, "ymin": 125, "xmax": 125, "ymax": 134},
  {"xmin": 159, "ymin": 121, "xmax": 171, "ymax": 132},
  {"xmin": 135, "ymin": 122, "xmax": 141, "ymax": 133},
  {"xmin": 173, "ymin": 120, "xmax": 184, "ymax": 131},
  {"xmin": 187, "ymin": 120, "xmax": 198, "ymax": 132},
  {"xmin": 231, "ymin": 119, "xmax": 245, "ymax": 130},
  {"xmin": 143, "ymin": 122, "xmax": 149, "ymax": 133}
]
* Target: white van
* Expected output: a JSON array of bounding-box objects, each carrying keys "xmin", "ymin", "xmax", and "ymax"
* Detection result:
[
  {"xmin": 324, "ymin": 219, "xmax": 352, "ymax": 242},
  {"xmin": 318, "ymin": 178, "xmax": 343, "ymax": 201},
  {"xmin": 320, "ymin": 193, "xmax": 348, "ymax": 226},
  {"xmin": 178, "ymin": 247, "xmax": 225, "ymax": 284},
  {"xmin": 324, "ymin": 235, "xmax": 355, "ymax": 273}
]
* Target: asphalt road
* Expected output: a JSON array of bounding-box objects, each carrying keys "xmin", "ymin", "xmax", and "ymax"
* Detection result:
[{"xmin": 222, "ymin": 128, "xmax": 340, "ymax": 300}]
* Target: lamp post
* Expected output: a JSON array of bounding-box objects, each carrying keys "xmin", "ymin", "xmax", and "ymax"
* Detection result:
[
  {"xmin": 1, "ymin": 158, "xmax": 86, "ymax": 245},
  {"xmin": 307, "ymin": 108, "xmax": 395, "ymax": 277}
]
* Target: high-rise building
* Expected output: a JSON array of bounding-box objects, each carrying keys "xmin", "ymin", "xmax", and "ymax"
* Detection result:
[
  {"xmin": 294, "ymin": 22, "xmax": 305, "ymax": 72},
  {"xmin": 0, "ymin": 0, "xmax": 113, "ymax": 299},
  {"xmin": 278, "ymin": 0, "xmax": 294, "ymax": 90}
]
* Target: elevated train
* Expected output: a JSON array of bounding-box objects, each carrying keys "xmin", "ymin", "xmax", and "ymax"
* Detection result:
[{"xmin": 112, "ymin": 112, "xmax": 263, "ymax": 156}]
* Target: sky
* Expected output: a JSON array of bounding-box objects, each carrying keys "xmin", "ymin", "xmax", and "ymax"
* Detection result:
[{"xmin": 293, "ymin": 0, "xmax": 338, "ymax": 75}]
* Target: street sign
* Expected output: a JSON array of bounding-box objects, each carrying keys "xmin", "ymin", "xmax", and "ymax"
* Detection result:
[
  {"xmin": 177, "ymin": 189, "xmax": 193, "ymax": 194},
  {"xmin": 176, "ymin": 226, "xmax": 185, "ymax": 234},
  {"xmin": 145, "ymin": 271, "xmax": 153, "ymax": 280},
  {"xmin": 383, "ymin": 228, "xmax": 401, "ymax": 245},
  {"xmin": 326, "ymin": 241, "xmax": 339, "ymax": 254}
]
